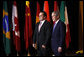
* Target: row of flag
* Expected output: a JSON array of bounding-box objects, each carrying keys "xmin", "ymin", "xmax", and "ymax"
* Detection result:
[
  {"xmin": 36, "ymin": 1, "xmax": 71, "ymax": 49},
  {"xmin": 3, "ymin": 1, "xmax": 71, "ymax": 55}
]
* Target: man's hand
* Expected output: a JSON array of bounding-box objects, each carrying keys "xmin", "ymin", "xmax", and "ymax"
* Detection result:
[
  {"xmin": 33, "ymin": 44, "xmax": 36, "ymax": 49},
  {"xmin": 58, "ymin": 47, "xmax": 62, "ymax": 53},
  {"xmin": 42, "ymin": 45, "xmax": 46, "ymax": 49}
]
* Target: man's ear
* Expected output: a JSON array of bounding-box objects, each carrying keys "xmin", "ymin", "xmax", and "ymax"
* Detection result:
[{"xmin": 57, "ymin": 15, "xmax": 60, "ymax": 19}]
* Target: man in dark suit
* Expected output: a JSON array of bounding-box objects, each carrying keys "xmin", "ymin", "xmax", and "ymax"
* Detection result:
[
  {"xmin": 33, "ymin": 11, "xmax": 52, "ymax": 56},
  {"xmin": 51, "ymin": 11, "xmax": 66, "ymax": 56}
]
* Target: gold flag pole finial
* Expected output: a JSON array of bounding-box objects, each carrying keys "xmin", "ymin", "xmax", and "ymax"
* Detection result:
[{"xmin": 26, "ymin": 1, "xmax": 30, "ymax": 7}]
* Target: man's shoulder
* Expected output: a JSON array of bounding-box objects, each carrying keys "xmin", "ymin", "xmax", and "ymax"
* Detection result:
[
  {"xmin": 59, "ymin": 20, "xmax": 66, "ymax": 27},
  {"xmin": 45, "ymin": 20, "xmax": 51, "ymax": 24},
  {"xmin": 59, "ymin": 20, "xmax": 65, "ymax": 24},
  {"xmin": 35, "ymin": 22, "xmax": 40, "ymax": 27},
  {"xmin": 44, "ymin": 20, "xmax": 52, "ymax": 28},
  {"xmin": 37, "ymin": 21, "xmax": 40, "ymax": 24}
]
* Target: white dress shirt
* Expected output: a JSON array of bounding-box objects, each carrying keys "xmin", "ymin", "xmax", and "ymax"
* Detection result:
[{"xmin": 38, "ymin": 20, "xmax": 45, "ymax": 32}]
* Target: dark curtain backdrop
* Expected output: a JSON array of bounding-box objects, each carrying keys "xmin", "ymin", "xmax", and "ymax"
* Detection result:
[{"xmin": 0, "ymin": 0, "xmax": 79, "ymax": 56}]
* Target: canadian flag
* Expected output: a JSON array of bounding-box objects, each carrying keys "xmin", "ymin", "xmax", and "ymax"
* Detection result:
[{"xmin": 12, "ymin": 1, "xmax": 21, "ymax": 52}]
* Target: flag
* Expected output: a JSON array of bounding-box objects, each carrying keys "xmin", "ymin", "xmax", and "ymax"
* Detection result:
[
  {"xmin": 44, "ymin": 1, "xmax": 51, "ymax": 22},
  {"xmin": 12, "ymin": 1, "xmax": 21, "ymax": 52},
  {"xmin": 53, "ymin": 1, "xmax": 59, "ymax": 25},
  {"xmin": 60, "ymin": 1, "xmax": 65, "ymax": 22},
  {"xmin": 60, "ymin": 1, "xmax": 71, "ymax": 48},
  {"xmin": 36, "ymin": 1, "xmax": 40, "ymax": 24},
  {"xmin": 3, "ymin": 1, "xmax": 11, "ymax": 55},
  {"xmin": 79, "ymin": 1, "xmax": 83, "ymax": 33},
  {"xmin": 24, "ymin": 1, "xmax": 33, "ymax": 50},
  {"xmin": 54, "ymin": 1, "xmax": 59, "ymax": 11},
  {"xmin": 65, "ymin": 6, "xmax": 71, "ymax": 49}
]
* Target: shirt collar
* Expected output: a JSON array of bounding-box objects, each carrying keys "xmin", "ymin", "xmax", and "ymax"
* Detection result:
[
  {"xmin": 40, "ymin": 20, "xmax": 45, "ymax": 24},
  {"xmin": 55, "ymin": 19, "xmax": 60, "ymax": 24}
]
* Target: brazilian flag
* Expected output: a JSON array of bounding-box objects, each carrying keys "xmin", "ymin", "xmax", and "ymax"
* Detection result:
[{"xmin": 3, "ymin": 1, "xmax": 11, "ymax": 55}]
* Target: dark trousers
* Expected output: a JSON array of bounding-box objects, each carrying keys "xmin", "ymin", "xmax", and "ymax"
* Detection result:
[
  {"xmin": 37, "ymin": 47, "xmax": 47, "ymax": 56},
  {"xmin": 53, "ymin": 50, "xmax": 65, "ymax": 56}
]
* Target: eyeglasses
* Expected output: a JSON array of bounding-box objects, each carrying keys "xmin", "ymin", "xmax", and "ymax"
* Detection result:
[
  {"xmin": 39, "ymin": 15, "xmax": 44, "ymax": 17},
  {"xmin": 51, "ymin": 15, "xmax": 57, "ymax": 17}
]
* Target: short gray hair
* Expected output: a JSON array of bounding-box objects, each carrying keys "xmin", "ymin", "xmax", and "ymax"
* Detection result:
[{"xmin": 52, "ymin": 10, "xmax": 60, "ymax": 17}]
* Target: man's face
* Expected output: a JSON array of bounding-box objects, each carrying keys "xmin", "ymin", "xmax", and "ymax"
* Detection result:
[
  {"xmin": 51, "ymin": 13, "xmax": 57, "ymax": 22},
  {"xmin": 39, "ymin": 12, "xmax": 44, "ymax": 21}
]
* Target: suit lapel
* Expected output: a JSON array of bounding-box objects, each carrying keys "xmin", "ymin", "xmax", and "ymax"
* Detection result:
[
  {"xmin": 38, "ymin": 20, "xmax": 47, "ymax": 33},
  {"xmin": 53, "ymin": 20, "xmax": 60, "ymax": 32}
]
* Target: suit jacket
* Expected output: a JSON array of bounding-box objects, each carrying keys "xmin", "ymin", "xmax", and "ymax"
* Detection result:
[
  {"xmin": 33, "ymin": 20, "xmax": 52, "ymax": 50},
  {"xmin": 51, "ymin": 20, "xmax": 66, "ymax": 53}
]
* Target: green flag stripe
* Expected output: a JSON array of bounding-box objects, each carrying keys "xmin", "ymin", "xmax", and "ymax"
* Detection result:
[
  {"xmin": 3, "ymin": 34, "xmax": 11, "ymax": 55},
  {"xmin": 60, "ymin": 1, "xmax": 65, "ymax": 22},
  {"xmin": 3, "ymin": 1, "xmax": 8, "ymax": 12}
]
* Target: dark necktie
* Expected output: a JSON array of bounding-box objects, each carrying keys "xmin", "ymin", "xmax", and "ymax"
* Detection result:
[{"xmin": 53, "ymin": 22, "xmax": 57, "ymax": 32}]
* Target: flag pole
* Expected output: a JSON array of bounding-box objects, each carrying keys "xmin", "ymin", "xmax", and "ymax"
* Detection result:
[
  {"xmin": 7, "ymin": 54, "xmax": 9, "ymax": 56},
  {"xmin": 27, "ymin": 49, "xmax": 30, "ymax": 56},
  {"xmin": 17, "ymin": 52, "xmax": 19, "ymax": 56}
]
